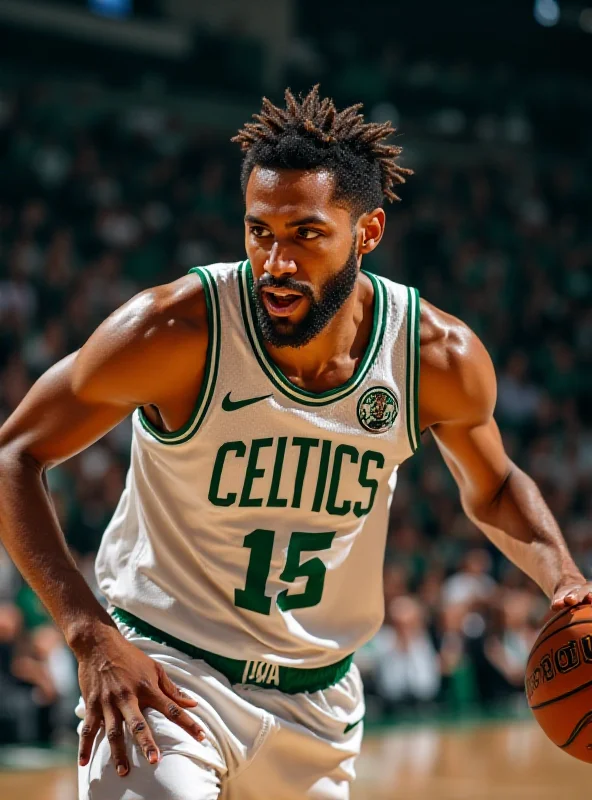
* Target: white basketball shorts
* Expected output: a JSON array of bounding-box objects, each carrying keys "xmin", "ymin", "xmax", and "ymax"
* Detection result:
[{"xmin": 76, "ymin": 618, "xmax": 365, "ymax": 799}]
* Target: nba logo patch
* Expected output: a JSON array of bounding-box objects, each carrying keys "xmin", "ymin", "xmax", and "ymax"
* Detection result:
[{"xmin": 357, "ymin": 387, "xmax": 398, "ymax": 433}]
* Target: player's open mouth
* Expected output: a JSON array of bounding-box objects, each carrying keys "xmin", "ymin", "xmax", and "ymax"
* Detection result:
[{"xmin": 262, "ymin": 288, "xmax": 305, "ymax": 317}]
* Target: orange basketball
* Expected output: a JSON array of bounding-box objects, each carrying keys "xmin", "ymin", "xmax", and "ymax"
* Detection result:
[{"xmin": 525, "ymin": 604, "xmax": 592, "ymax": 762}]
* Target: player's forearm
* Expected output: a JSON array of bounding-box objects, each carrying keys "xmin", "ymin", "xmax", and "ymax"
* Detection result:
[
  {"xmin": 0, "ymin": 448, "xmax": 116, "ymax": 651},
  {"xmin": 464, "ymin": 465, "xmax": 584, "ymax": 598}
]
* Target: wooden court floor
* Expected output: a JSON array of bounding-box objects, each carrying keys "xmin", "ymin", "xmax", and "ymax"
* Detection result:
[{"xmin": 0, "ymin": 720, "xmax": 590, "ymax": 799}]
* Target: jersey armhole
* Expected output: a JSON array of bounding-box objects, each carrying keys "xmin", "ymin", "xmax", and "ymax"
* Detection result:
[
  {"xmin": 405, "ymin": 286, "xmax": 421, "ymax": 453},
  {"xmin": 137, "ymin": 267, "xmax": 221, "ymax": 445}
]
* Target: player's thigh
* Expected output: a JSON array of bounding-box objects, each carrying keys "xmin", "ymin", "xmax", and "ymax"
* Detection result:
[
  {"xmin": 225, "ymin": 719, "xmax": 362, "ymax": 800},
  {"xmin": 79, "ymin": 709, "xmax": 224, "ymax": 800},
  {"xmin": 227, "ymin": 663, "xmax": 364, "ymax": 799}
]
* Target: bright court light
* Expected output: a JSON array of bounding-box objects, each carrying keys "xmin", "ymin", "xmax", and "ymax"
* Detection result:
[
  {"xmin": 533, "ymin": 0, "xmax": 560, "ymax": 26},
  {"xmin": 89, "ymin": 0, "xmax": 132, "ymax": 18}
]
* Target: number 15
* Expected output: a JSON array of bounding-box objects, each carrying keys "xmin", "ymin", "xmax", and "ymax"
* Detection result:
[{"xmin": 234, "ymin": 528, "xmax": 336, "ymax": 615}]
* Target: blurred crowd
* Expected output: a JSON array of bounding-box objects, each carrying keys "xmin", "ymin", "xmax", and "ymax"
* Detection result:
[{"xmin": 0, "ymin": 72, "xmax": 590, "ymax": 744}]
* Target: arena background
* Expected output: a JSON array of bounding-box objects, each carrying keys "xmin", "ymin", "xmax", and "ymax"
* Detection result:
[{"xmin": 0, "ymin": 0, "xmax": 590, "ymax": 797}]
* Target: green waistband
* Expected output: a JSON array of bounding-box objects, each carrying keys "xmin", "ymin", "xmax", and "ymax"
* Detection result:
[{"xmin": 111, "ymin": 607, "xmax": 354, "ymax": 695}]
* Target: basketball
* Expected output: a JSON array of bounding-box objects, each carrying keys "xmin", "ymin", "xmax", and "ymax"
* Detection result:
[{"xmin": 526, "ymin": 605, "xmax": 592, "ymax": 762}]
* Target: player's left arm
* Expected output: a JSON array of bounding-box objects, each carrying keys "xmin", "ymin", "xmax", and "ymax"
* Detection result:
[{"xmin": 418, "ymin": 299, "xmax": 591, "ymax": 610}]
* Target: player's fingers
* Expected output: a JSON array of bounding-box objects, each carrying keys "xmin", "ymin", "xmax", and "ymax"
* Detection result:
[
  {"xmin": 572, "ymin": 590, "xmax": 592, "ymax": 605},
  {"xmin": 154, "ymin": 696, "xmax": 206, "ymax": 742},
  {"xmin": 156, "ymin": 664, "xmax": 198, "ymax": 708},
  {"xmin": 120, "ymin": 701, "xmax": 159, "ymax": 765},
  {"xmin": 563, "ymin": 592, "xmax": 579, "ymax": 605},
  {"xmin": 103, "ymin": 705, "xmax": 129, "ymax": 777},
  {"xmin": 78, "ymin": 708, "xmax": 102, "ymax": 767},
  {"xmin": 551, "ymin": 596, "xmax": 566, "ymax": 611}
]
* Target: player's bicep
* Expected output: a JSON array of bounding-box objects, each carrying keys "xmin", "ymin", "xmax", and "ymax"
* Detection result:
[
  {"xmin": 0, "ymin": 352, "xmax": 136, "ymax": 468},
  {"xmin": 430, "ymin": 416, "xmax": 511, "ymax": 514},
  {"xmin": 0, "ymin": 286, "xmax": 197, "ymax": 468},
  {"xmin": 421, "ymin": 310, "xmax": 512, "ymax": 513}
]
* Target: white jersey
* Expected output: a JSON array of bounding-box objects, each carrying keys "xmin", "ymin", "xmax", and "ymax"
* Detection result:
[{"xmin": 96, "ymin": 260, "xmax": 421, "ymax": 668}]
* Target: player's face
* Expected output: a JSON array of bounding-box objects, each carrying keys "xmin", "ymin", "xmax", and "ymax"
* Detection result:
[{"xmin": 244, "ymin": 167, "xmax": 359, "ymax": 349}]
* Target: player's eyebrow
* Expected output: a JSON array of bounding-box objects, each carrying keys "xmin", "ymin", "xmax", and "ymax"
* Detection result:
[{"xmin": 244, "ymin": 214, "xmax": 331, "ymax": 228}]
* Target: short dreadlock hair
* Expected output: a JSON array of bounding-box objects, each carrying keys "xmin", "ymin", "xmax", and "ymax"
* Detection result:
[{"xmin": 232, "ymin": 85, "xmax": 413, "ymax": 216}]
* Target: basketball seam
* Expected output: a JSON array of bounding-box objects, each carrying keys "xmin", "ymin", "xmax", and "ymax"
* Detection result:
[
  {"xmin": 530, "ymin": 677, "xmax": 592, "ymax": 710},
  {"xmin": 527, "ymin": 607, "xmax": 573, "ymax": 657},
  {"xmin": 526, "ymin": 617, "xmax": 592, "ymax": 662},
  {"xmin": 558, "ymin": 710, "xmax": 592, "ymax": 748}
]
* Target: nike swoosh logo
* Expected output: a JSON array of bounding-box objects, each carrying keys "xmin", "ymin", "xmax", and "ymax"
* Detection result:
[
  {"xmin": 222, "ymin": 391, "xmax": 272, "ymax": 412},
  {"xmin": 344, "ymin": 716, "xmax": 364, "ymax": 734}
]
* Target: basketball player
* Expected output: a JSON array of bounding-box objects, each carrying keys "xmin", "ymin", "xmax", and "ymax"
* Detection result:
[{"xmin": 0, "ymin": 86, "xmax": 590, "ymax": 799}]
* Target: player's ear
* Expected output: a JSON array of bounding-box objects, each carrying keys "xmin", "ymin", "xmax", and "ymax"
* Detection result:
[{"xmin": 358, "ymin": 208, "xmax": 386, "ymax": 255}]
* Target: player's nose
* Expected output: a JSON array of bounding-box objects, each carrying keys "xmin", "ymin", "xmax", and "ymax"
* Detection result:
[{"xmin": 264, "ymin": 242, "xmax": 297, "ymax": 279}]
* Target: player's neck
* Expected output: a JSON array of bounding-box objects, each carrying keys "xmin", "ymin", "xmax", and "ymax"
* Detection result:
[{"xmin": 264, "ymin": 273, "xmax": 374, "ymax": 394}]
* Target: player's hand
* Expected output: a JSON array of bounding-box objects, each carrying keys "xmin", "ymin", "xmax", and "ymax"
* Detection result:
[
  {"xmin": 76, "ymin": 625, "xmax": 205, "ymax": 777},
  {"xmin": 551, "ymin": 579, "xmax": 592, "ymax": 611}
]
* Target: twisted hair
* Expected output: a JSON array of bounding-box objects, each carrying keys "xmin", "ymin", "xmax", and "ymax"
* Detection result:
[{"xmin": 232, "ymin": 85, "xmax": 413, "ymax": 213}]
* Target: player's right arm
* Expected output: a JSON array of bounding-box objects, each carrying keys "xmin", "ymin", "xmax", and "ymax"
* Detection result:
[{"xmin": 0, "ymin": 275, "xmax": 208, "ymax": 776}]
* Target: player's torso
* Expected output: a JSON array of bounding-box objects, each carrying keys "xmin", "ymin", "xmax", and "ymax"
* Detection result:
[{"xmin": 95, "ymin": 260, "xmax": 421, "ymax": 668}]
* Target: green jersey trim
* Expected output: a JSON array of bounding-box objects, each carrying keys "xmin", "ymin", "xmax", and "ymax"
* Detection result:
[
  {"xmin": 405, "ymin": 286, "xmax": 421, "ymax": 453},
  {"xmin": 137, "ymin": 267, "xmax": 221, "ymax": 445},
  {"xmin": 237, "ymin": 260, "xmax": 388, "ymax": 407},
  {"xmin": 111, "ymin": 607, "xmax": 354, "ymax": 694}
]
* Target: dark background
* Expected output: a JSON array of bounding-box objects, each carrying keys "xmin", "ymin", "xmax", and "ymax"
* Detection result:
[{"xmin": 0, "ymin": 0, "xmax": 590, "ymax": 744}]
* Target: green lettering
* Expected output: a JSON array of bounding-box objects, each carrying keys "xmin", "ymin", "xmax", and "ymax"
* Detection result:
[
  {"xmin": 208, "ymin": 441, "xmax": 246, "ymax": 506},
  {"xmin": 234, "ymin": 528, "xmax": 274, "ymax": 614},
  {"xmin": 353, "ymin": 450, "xmax": 385, "ymax": 517},
  {"xmin": 239, "ymin": 438, "xmax": 273, "ymax": 507},
  {"xmin": 326, "ymin": 444, "xmax": 359, "ymax": 516},
  {"xmin": 291, "ymin": 437, "xmax": 319, "ymax": 508},
  {"xmin": 267, "ymin": 437, "xmax": 288, "ymax": 508},
  {"xmin": 311, "ymin": 440, "xmax": 332, "ymax": 513},
  {"xmin": 277, "ymin": 531, "xmax": 336, "ymax": 611}
]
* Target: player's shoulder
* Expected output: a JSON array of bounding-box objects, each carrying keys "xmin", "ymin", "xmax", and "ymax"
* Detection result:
[
  {"xmin": 109, "ymin": 260, "xmax": 241, "ymax": 341},
  {"xmin": 70, "ymin": 267, "xmax": 225, "ymax": 401},
  {"xmin": 94, "ymin": 276, "xmax": 205, "ymax": 358},
  {"xmin": 418, "ymin": 297, "xmax": 497, "ymax": 427},
  {"xmin": 374, "ymin": 275, "xmax": 488, "ymax": 379},
  {"xmin": 418, "ymin": 298, "xmax": 477, "ymax": 370},
  {"xmin": 133, "ymin": 272, "xmax": 206, "ymax": 329}
]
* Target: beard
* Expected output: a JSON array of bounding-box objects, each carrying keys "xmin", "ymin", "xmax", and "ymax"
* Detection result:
[{"xmin": 250, "ymin": 243, "xmax": 359, "ymax": 349}]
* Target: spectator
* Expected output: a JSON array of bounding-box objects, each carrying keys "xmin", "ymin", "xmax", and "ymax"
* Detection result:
[
  {"xmin": 11, "ymin": 584, "xmax": 78, "ymax": 744},
  {"xmin": 479, "ymin": 590, "xmax": 539, "ymax": 708},
  {"xmin": 442, "ymin": 549, "xmax": 497, "ymax": 608},
  {"xmin": 496, "ymin": 351, "xmax": 543, "ymax": 429},
  {"xmin": 366, "ymin": 596, "xmax": 441, "ymax": 714}
]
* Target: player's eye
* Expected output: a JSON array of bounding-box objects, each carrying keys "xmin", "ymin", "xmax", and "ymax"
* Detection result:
[
  {"xmin": 297, "ymin": 228, "xmax": 322, "ymax": 240},
  {"xmin": 250, "ymin": 226, "xmax": 272, "ymax": 238}
]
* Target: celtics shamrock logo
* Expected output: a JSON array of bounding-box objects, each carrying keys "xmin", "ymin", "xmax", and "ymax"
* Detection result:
[{"xmin": 357, "ymin": 386, "xmax": 398, "ymax": 434}]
